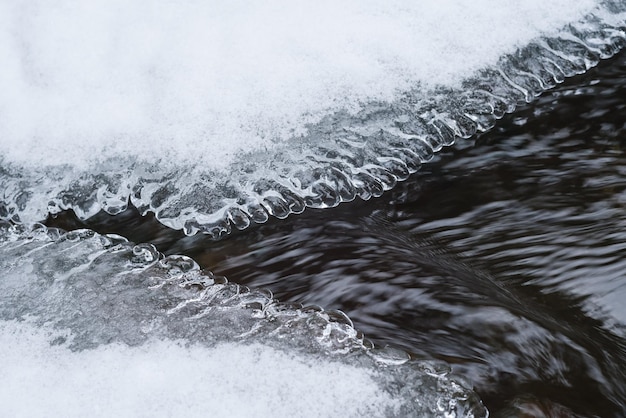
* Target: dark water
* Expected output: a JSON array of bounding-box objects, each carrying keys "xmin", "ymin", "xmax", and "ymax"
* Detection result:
[{"xmin": 48, "ymin": 51, "xmax": 626, "ymax": 417}]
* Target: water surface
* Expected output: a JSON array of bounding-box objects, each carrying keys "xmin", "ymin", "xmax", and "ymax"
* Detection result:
[{"xmin": 50, "ymin": 50, "xmax": 626, "ymax": 417}]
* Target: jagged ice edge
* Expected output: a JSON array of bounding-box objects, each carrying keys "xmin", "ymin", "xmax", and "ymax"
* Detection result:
[
  {"xmin": 0, "ymin": 223, "xmax": 487, "ymax": 417},
  {"xmin": 1, "ymin": 1, "xmax": 625, "ymax": 238}
]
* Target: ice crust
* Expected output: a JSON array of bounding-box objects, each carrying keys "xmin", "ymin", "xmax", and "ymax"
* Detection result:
[
  {"xmin": 0, "ymin": 0, "xmax": 597, "ymax": 168},
  {"xmin": 0, "ymin": 322, "xmax": 396, "ymax": 418},
  {"xmin": 1, "ymin": 1, "xmax": 626, "ymax": 236},
  {"xmin": 0, "ymin": 224, "xmax": 487, "ymax": 417}
]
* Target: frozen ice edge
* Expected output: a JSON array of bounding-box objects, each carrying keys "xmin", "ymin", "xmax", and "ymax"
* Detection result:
[
  {"xmin": 1, "ymin": 2, "xmax": 626, "ymax": 237},
  {"xmin": 0, "ymin": 223, "xmax": 488, "ymax": 417}
]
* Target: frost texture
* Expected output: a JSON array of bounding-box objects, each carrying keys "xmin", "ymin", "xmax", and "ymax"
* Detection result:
[
  {"xmin": 1, "ymin": 2, "xmax": 626, "ymax": 237},
  {"xmin": 0, "ymin": 223, "xmax": 486, "ymax": 417}
]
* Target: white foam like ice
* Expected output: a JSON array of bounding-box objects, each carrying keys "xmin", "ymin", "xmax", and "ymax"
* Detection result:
[
  {"xmin": 0, "ymin": 320, "xmax": 395, "ymax": 418},
  {"xmin": 0, "ymin": 0, "xmax": 597, "ymax": 170}
]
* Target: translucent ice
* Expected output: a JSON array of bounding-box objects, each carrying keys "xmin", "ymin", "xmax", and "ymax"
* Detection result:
[
  {"xmin": 1, "ymin": 0, "xmax": 625, "ymax": 235},
  {"xmin": 0, "ymin": 224, "xmax": 487, "ymax": 417}
]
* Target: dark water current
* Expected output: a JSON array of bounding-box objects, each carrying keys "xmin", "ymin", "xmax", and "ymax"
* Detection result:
[{"xmin": 48, "ymin": 51, "xmax": 626, "ymax": 417}]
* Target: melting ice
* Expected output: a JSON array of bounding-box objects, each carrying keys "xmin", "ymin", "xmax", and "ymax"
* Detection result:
[
  {"xmin": 0, "ymin": 224, "xmax": 486, "ymax": 417},
  {"xmin": 1, "ymin": 0, "xmax": 625, "ymax": 235},
  {"xmin": 2, "ymin": 1, "xmax": 626, "ymax": 416}
]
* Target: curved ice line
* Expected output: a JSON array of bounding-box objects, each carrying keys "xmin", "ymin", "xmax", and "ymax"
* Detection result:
[
  {"xmin": 1, "ymin": 2, "xmax": 625, "ymax": 237},
  {"xmin": 0, "ymin": 224, "xmax": 489, "ymax": 417}
]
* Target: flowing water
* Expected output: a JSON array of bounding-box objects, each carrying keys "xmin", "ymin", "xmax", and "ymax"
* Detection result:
[
  {"xmin": 3, "ymin": 1, "xmax": 626, "ymax": 417},
  {"xmin": 46, "ymin": 50, "xmax": 626, "ymax": 417}
]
